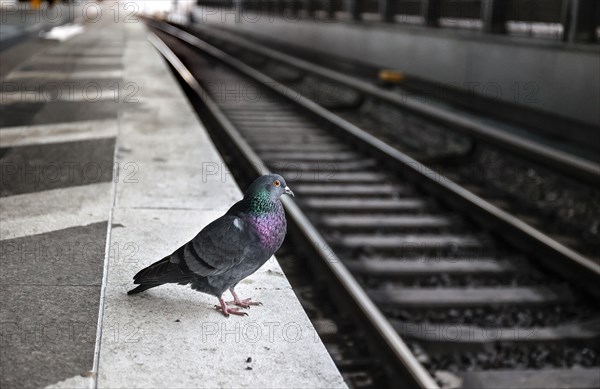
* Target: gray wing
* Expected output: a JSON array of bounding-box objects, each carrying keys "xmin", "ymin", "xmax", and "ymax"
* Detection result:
[{"xmin": 179, "ymin": 215, "xmax": 255, "ymax": 277}]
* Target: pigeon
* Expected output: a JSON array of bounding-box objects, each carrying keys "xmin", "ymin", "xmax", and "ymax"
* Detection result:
[{"xmin": 127, "ymin": 174, "xmax": 294, "ymax": 317}]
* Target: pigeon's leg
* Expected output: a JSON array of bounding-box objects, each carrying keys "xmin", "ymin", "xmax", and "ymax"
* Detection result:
[
  {"xmin": 214, "ymin": 297, "xmax": 248, "ymax": 317},
  {"xmin": 228, "ymin": 287, "xmax": 262, "ymax": 308}
]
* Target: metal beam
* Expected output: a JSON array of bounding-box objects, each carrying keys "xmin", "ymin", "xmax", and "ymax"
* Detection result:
[
  {"xmin": 307, "ymin": 0, "xmax": 318, "ymax": 17},
  {"xmin": 481, "ymin": 0, "xmax": 508, "ymax": 34},
  {"xmin": 326, "ymin": 0, "xmax": 336, "ymax": 19},
  {"xmin": 272, "ymin": 0, "xmax": 285, "ymax": 14},
  {"xmin": 422, "ymin": 0, "xmax": 440, "ymax": 27},
  {"xmin": 380, "ymin": 0, "xmax": 396, "ymax": 23},
  {"xmin": 285, "ymin": 0, "xmax": 301, "ymax": 18},
  {"xmin": 344, "ymin": 0, "xmax": 362, "ymax": 21},
  {"xmin": 562, "ymin": 0, "xmax": 598, "ymax": 43}
]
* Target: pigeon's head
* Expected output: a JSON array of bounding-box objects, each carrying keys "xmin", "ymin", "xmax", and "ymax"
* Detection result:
[{"xmin": 246, "ymin": 174, "xmax": 294, "ymax": 199}]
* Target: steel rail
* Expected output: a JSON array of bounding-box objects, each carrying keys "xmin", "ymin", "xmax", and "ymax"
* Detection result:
[
  {"xmin": 146, "ymin": 19, "xmax": 600, "ymax": 301},
  {"xmin": 146, "ymin": 31, "xmax": 441, "ymax": 389},
  {"xmin": 184, "ymin": 21, "xmax": 600, "ymax": 185}
]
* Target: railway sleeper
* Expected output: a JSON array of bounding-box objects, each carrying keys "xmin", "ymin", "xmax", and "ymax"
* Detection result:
[
  {"xmin": 391, "ymin": 319, "xmax": 600, "ymax": 353},
  {"xmin": 260, "ymin": 151, "xmax": 364, "ymax": 162},
  {"xmin": 293, "ymin": 183, "xmax": 409, "ymax": 197},
  {"xmin": 284, "ymin": 171, "xmax": 387, "ymax": 184},
  {"xmin": 301, "ymin": 198, "xmax": 428, "ymax": 212},
  {"xmin": 253, "ymin": 144, "xmax": 352, "ymax": 152},
  {"xmin": 458, "ymin": 367, "xmax": 600, "ymax": 389},
  {"xmin": 246, "ymin": 134, "xmax": 337, "ymax": 143},
  {"xmin": 344, "ymin": 258, "xmax": 516, "ymax": 276},
  {"xmin": 270, "ymin": 160, "xmax": 380, "ymax": 172},
  {"xmin": 319, "ymin": 214, "xmax": 455, "ymax": 231},
  {"xmin": 235, "ymin": 124, "xmax": 326, "ymax": 131},
  {"xmin": 338, "ymin": 233, "xmax": 484, "ymax": 251},
  {"xmin": 368, "ymin": 286, "xmax": 577, "ymax": 308}
]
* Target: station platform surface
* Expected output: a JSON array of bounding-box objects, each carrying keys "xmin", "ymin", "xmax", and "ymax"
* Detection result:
[{"xmin": 0, "ymin": 3, "xmax": 346, "ymax": 388}]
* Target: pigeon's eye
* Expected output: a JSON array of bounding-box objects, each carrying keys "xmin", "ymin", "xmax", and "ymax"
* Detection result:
[{"xmin": 273, "ymin": 180, "xmax": 281, "ymax": 187}]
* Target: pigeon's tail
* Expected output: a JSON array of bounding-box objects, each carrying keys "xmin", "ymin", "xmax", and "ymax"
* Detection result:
[
  {"xmin": 128, "ymin": 250, "xmax": 193, "ymax": 295},
  {"xmin": 132, "ymin": 256, "xmax": 171, "ymax": 283},
  {"xmin": 127, "ymin": 283, "xmax": 161, "ymax": 295}
]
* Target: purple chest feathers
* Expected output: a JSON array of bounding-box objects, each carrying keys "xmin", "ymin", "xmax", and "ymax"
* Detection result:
[{"xmin": 246, "ymin": 207, "xmax": 287, "ymax": 252}]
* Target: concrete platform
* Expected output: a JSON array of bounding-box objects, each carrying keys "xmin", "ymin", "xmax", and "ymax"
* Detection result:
[{"xmin": 0, "ymin": 2, "xmax": 346, "ymax": 389}]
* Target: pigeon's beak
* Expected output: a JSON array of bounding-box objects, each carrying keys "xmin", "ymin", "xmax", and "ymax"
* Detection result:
[{"xmin": 284, "ymin": 186, "xmax": 294, "ymax": 197}]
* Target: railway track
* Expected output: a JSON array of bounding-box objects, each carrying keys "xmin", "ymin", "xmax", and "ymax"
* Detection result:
[
  {"xmin": 145, "ymin": 19, "xmax": 600, "ymax": 389},
  {"xmin": 172, "ymin": 20, "xmax": 600, "ymax": 261},
  {"xmin": 180, "ymin": 21, "xmax": 600, "ymax": 179}
]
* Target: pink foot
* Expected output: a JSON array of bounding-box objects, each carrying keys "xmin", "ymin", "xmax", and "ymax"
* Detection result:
[
  {"xmin": 229, "ymin": 288, "xmax": 262, "ymax": 308},
  {"xmin": 215, "ymin": 298, "xmax": 248, "ymax": 317},
  {"xmin": 227, "ymin": 298, "xmax": 262, "ymax": 308}
]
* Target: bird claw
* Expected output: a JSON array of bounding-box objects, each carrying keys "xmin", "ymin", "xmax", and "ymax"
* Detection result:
[
  {"xmin": 214, "ymin": 304, "xmax": 248, "ymax": 317},
  {"xmin": 228, "ymin": 298, "xmax": 262, "ymax": 309}
]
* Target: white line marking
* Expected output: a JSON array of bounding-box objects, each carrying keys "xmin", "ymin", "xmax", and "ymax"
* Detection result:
[
  {"xmin": 0, "ymin": 91, "xmax": 120, "ymax": 104},
  {"xmin": 5, "ymin": 70, "xmax": 123, "ymax": 80},
  {"xmin": 0, "ymin": 120, "xmax": 117, "ymax": 148},
  {"xmin": 0, "ymin": 183, "xmax": 113, "ymax": 241},
  {"xmin": 30, "ymin": 57, "xmax": 123, "ymax": 65}
]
